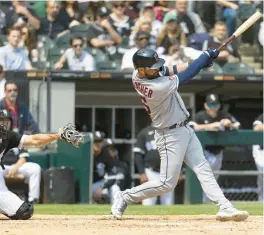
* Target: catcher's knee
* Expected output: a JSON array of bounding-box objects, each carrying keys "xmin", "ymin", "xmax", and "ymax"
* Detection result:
[{"xmin": 9, "ymin": 202, "xmax": 34, "ymax": 220}]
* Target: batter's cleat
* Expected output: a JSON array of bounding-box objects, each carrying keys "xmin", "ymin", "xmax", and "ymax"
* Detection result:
[
  {"xmin": 216, "ymin": 207, "xmax": 249, "ymax": 222},
  {"xmin": 111, "ymin": 191, "xmax": 127, "ymax": 220}
]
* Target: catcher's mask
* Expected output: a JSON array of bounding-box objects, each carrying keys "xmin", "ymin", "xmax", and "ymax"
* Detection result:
[{"xmin": 0, "ymin": 109, "xmax": 12, "ymax": 132}]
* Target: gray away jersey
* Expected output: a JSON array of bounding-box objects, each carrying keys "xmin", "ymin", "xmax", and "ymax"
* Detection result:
[{"xmin": 132, "ymin": 69, "xmax": 189, "ymax": 129}]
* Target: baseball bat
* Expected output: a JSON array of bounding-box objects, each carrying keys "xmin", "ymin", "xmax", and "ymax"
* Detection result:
[{"xmin": 218, "ymin": 11, "xmax": 263, "ymax": 51}]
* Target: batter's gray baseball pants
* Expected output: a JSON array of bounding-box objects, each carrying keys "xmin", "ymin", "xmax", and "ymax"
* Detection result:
[{"xmin": 122, "ymin": 125, "xmax": 232, "ymax": 209}]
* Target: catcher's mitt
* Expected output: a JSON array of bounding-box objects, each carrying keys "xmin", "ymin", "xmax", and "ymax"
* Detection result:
[{"xmin": 59, "ymin": 123, "xmax": 84, "ymax": 147}]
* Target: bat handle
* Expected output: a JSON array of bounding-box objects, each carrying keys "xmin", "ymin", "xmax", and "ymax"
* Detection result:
[{"xmin": 217, "ymin": 35, "xmax": 236, "ymax": 51}]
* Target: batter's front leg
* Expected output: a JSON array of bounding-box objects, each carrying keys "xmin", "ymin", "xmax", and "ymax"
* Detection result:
[
  {"xmin": 183, "ymin": 126, "xmax": 249, "ymax": 221},
  {"xmin": 122, "ymin": 128, "xmax": 190, "ymax": 204},
  {"xmin": 183, "ymin": 126, "xmax": 232, "ymax": 209}
]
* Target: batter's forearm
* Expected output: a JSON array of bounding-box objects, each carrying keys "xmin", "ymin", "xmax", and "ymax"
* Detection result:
[
  {"xmin": 177, "ymin": 53, "xmax": 210, "ymax": 85},
  {"xmin": 23, "ymin": 133, "xmax": 61, "ymax": 147}
]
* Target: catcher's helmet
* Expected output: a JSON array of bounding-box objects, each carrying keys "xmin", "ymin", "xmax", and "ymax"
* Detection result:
[
  {"xmin": 0, "ymin": 109, "xmax": 12, "ymax": 122},
  {"xmin": 132, "ymin": 48, "xmax": 165, "ymax": 70},
  {"xmin": 0, "ymin": 109, "xmax": 12, "ymax": 131}
]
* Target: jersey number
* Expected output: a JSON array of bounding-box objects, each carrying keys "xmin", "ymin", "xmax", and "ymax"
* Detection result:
[{"xmin": 141, "ymin": 96, "xmax": 151, "ymax": 115}]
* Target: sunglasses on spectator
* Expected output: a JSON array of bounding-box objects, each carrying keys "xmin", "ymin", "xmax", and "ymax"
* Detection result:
[
  {"xmin": 207, "ymin": 103, "xmax": 219, "ymax": 108},
  {"xmin": 6, "ymin": 89, "xmax": 18, "ymax": 93},
  {"xmin": 73, "ymin": 44, "xmax": 83, "ymax": 48},
  {"xmin": 114, "ymin": 4, "xmax": 125, "ymax": 8},
  {"xmin": 137, "ymin": 37, "xmax": 149, "ymax": 41}
]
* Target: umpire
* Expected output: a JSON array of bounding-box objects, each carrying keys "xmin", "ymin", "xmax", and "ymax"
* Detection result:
[
  {"xmin": 189, "ymin": 94, "xmax": 240, "ymax": 201},
  {"xmin": 134, "ymin": 124, "xmax": 175, "ymax": 205}
]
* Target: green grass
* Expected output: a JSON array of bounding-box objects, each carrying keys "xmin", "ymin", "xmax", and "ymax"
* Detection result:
[{"xmin": 34, "ymin": 202, "xmax": 263, "ymax": 216}]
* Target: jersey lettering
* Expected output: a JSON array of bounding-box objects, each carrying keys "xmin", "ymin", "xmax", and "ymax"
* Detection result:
[{"xmin": 133, "ymin": 81, "xmax": 153, "ymax": 98}]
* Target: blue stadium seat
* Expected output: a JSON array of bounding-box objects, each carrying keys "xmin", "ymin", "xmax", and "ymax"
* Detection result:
[{"xmin": 222, "ymin": 62, "xmax": 255, "ymax": 74}]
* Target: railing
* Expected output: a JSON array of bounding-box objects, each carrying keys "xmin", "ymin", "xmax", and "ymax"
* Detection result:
[{"xmin": 184, "ymin": 130, "xmax": 263, "ymax": 204}]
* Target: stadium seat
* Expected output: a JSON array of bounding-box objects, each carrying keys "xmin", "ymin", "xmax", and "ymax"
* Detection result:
[
  {"xmin": 222, "ymin": 62, "xmax": 255, "ymax": 74},
  {"xmin": 90, "ymin": 48, "xmax": 109, "ymax": 63},
  {"xmin": 70, "ymin": 24, "xmax": 91, "ymax": 37},
  {"xmin": 203, "ymin": 62, "xmax": 223, "ymax": 73},
  {"xmin": 47, "ymin": 48, "xmax": 66, "ymax": 69},
  {"xmin": 54, "ymin": 32, "xmax": 71, "ymax": 48},
  {"xmin": 0, "ymin": 34, "xmax": 7, "ymax": 46},
  {"xmin": 97, "ymin": 61, "xmax": 120, "ymax": 71},
  {"xmin": 31, "ymin": 61, "xmax": 47, "ymax": 70}
]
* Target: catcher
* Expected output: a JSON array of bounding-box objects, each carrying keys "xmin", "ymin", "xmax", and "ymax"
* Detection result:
[{"xmin": 0, "ymin": 109, "xmax": 83, "ymax": 220}]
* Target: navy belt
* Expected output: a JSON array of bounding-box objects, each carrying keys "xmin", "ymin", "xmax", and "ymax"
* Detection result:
[{"xmin": 168, "ymin": 118, "xmax": 190, "ymax": 130}]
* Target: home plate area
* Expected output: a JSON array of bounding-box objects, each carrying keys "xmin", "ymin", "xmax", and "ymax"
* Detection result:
[{"xmin": 0, "ymin": 215, "xmax": 262, "ymax": 235}]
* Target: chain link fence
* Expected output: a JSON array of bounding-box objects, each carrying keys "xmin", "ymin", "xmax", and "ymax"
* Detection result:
[{"xmin": 216, "ymin": 146, "xmax": 263, "ymax": 201}]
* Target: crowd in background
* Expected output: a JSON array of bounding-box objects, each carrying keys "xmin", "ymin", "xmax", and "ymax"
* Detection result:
[
  {"xmin": 0, "ymin": 0, "xmax": 262, "ymax": 73},
  {"xmin": 0, "ymin": 0, "xmax": 262, "ymax": 205}
]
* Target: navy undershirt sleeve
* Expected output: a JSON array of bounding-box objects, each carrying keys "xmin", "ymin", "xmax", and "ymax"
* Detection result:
[{"xmin": 178, "ymin": 53, "xmax": 211, "ymax": 86}]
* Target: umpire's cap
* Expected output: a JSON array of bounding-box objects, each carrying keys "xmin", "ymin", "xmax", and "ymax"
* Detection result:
[{"xmin": 132, "ymin": 48, "xmax": 165, "ymax": 70}]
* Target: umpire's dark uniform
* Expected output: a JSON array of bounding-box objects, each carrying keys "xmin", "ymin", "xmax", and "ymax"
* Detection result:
[{"xmin": 134, "ymin": 125, "xmax": 174, "ymax": 205}]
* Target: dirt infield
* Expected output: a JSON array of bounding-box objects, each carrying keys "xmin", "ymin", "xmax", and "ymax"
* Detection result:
[{"xmin": 0, "ymin": 215, "xmax": 262, "ymax": 235}]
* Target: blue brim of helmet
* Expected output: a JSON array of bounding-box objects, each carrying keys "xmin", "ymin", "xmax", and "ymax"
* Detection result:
[{"xmin": 150, "ymin": 58, "xmax": 165, "ymax": 69}]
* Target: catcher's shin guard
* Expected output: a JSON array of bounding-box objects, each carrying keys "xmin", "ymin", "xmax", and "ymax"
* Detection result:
[{"xmin": 8, "ymin": 202, "xmax": 34, "ymax": 220}]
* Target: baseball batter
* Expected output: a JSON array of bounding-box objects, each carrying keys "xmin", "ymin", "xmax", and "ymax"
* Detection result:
[
  {"xmin": 111, "ymin": 48, "xmax": 249, "ymax": 222},
  {"xmin": 0, "ymin": 110, "xmax": 83, "ymax": 220}
]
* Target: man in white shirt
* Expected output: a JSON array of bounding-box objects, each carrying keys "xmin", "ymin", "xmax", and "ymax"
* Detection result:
[
  {"xmin": 55, "ymin": 36, "xmax": 96, "ymax": 71},
  {"xmin": 121, "ymin": 31, "xmax": 150, "ymax": 72},
  {"xmin": 0, "ymin": 27, "xmax": 33, "ymax": 71}
]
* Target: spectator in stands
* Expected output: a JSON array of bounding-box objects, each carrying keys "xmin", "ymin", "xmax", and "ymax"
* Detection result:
[
  {"xmin": 1, "ymin": 110, "xmax": 41, "ymax": 204},
  {"xmin": 153, "ymin": 0, "xmax": 170, "ymax": 22},
  {"xmin": 192, "ymin": 1, "xmax": 217, "ymax": 31},
  {"xmin": 8, "ymin": 1, "xmax": 40, "ymax": 30},
  {"xmin": 82, "ymin": 1, "xmax": 105, "ymax": 23},
  {"xmin": 189, "ymin": 94, "xmax": 240, "ymax": 202},
  {"xmin": 88, "ymin": 6, "xmax": 122, "ymax": 49},
  {"xmin": 139, "ymin": 3, "xmax": 163, "ymax": 36},
  {"xmin": 129, "ymin": 18, "xmax": 156, "ymax": 49},
  {"xmin": 0, "ymin": 81, "xmax": 40, "ymax": 135},
  {"xmin": 0, "ymin": 27, "xmax": 33, "ymax": 71},
  {"xmin": 0, "ymin": 65, "xmax": 6, "ymax": 100},
  {"xmin": 134, "ymin": 123, "xmax": 175, "ymax": 205},
  {"xmin": 55, "ymin": 35, "xmax": 95, "ymax": 71},
  {"xmin": 157, "ymin": 12, "xmax": 186, "ymax": 55},
  {"xmin": 20, "ymin": 26, "xmax": 38, "ymax": 61},
  {"xmin": 36, "ymin": 0, "xmax": 69, "ymax": 39},
  {"xmin": 121, "ymin": 31, "xmax": 151, "ymax": 72},
  {"xmin": 58, "ymin": 0, "xmax": 84, "ymax": 27},
  {"xmin": 165, "ymin": 0, "xmax": 206, "ymax": 38},
  {"xmin": 252, "ymin": 113, "xmax": 264, "ymax": 201},
  {"xmin": 92, "ymin": 131, "xmax": 123, "ymax": 204},
  {"xmin": 163, "ymin": 43, "xmax": 202, "ymax": 69},
  {"xmin": 108, "ymin": 1, "xmax": 134, "ymax": 42},
  {"xmin": 205, "ymin": 21, "xmax": 240, "ymax": 67},
  {"xmin": 216, "ymin": 1, "xmax": 239, "ymax": 37},
  {"xmin": 0, "ymin": 2, "xmax": 9, "ymax": 34},
  {"xmin": 124, "ymin": 1, "xmax": 141, "ymax": 21}
]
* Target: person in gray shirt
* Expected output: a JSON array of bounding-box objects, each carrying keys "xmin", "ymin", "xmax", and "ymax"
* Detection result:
[
  {"xmin": 55, "ymin": 35, "xmax": 96, "ymax": 71},
  {"xmin": 0, "ymin": 27, "xmax": 33, "ymax": 71}
]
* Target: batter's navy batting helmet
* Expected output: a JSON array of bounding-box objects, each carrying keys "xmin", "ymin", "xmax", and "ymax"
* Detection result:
[{"xmin": 132, "ymin": 48, "xmax": 165, "ymax": 70}]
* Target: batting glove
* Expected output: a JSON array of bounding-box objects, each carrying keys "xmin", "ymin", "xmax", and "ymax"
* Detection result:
[{"xmin": 205, "ymin": 48, "xmax": 220, "ymax": 59}]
